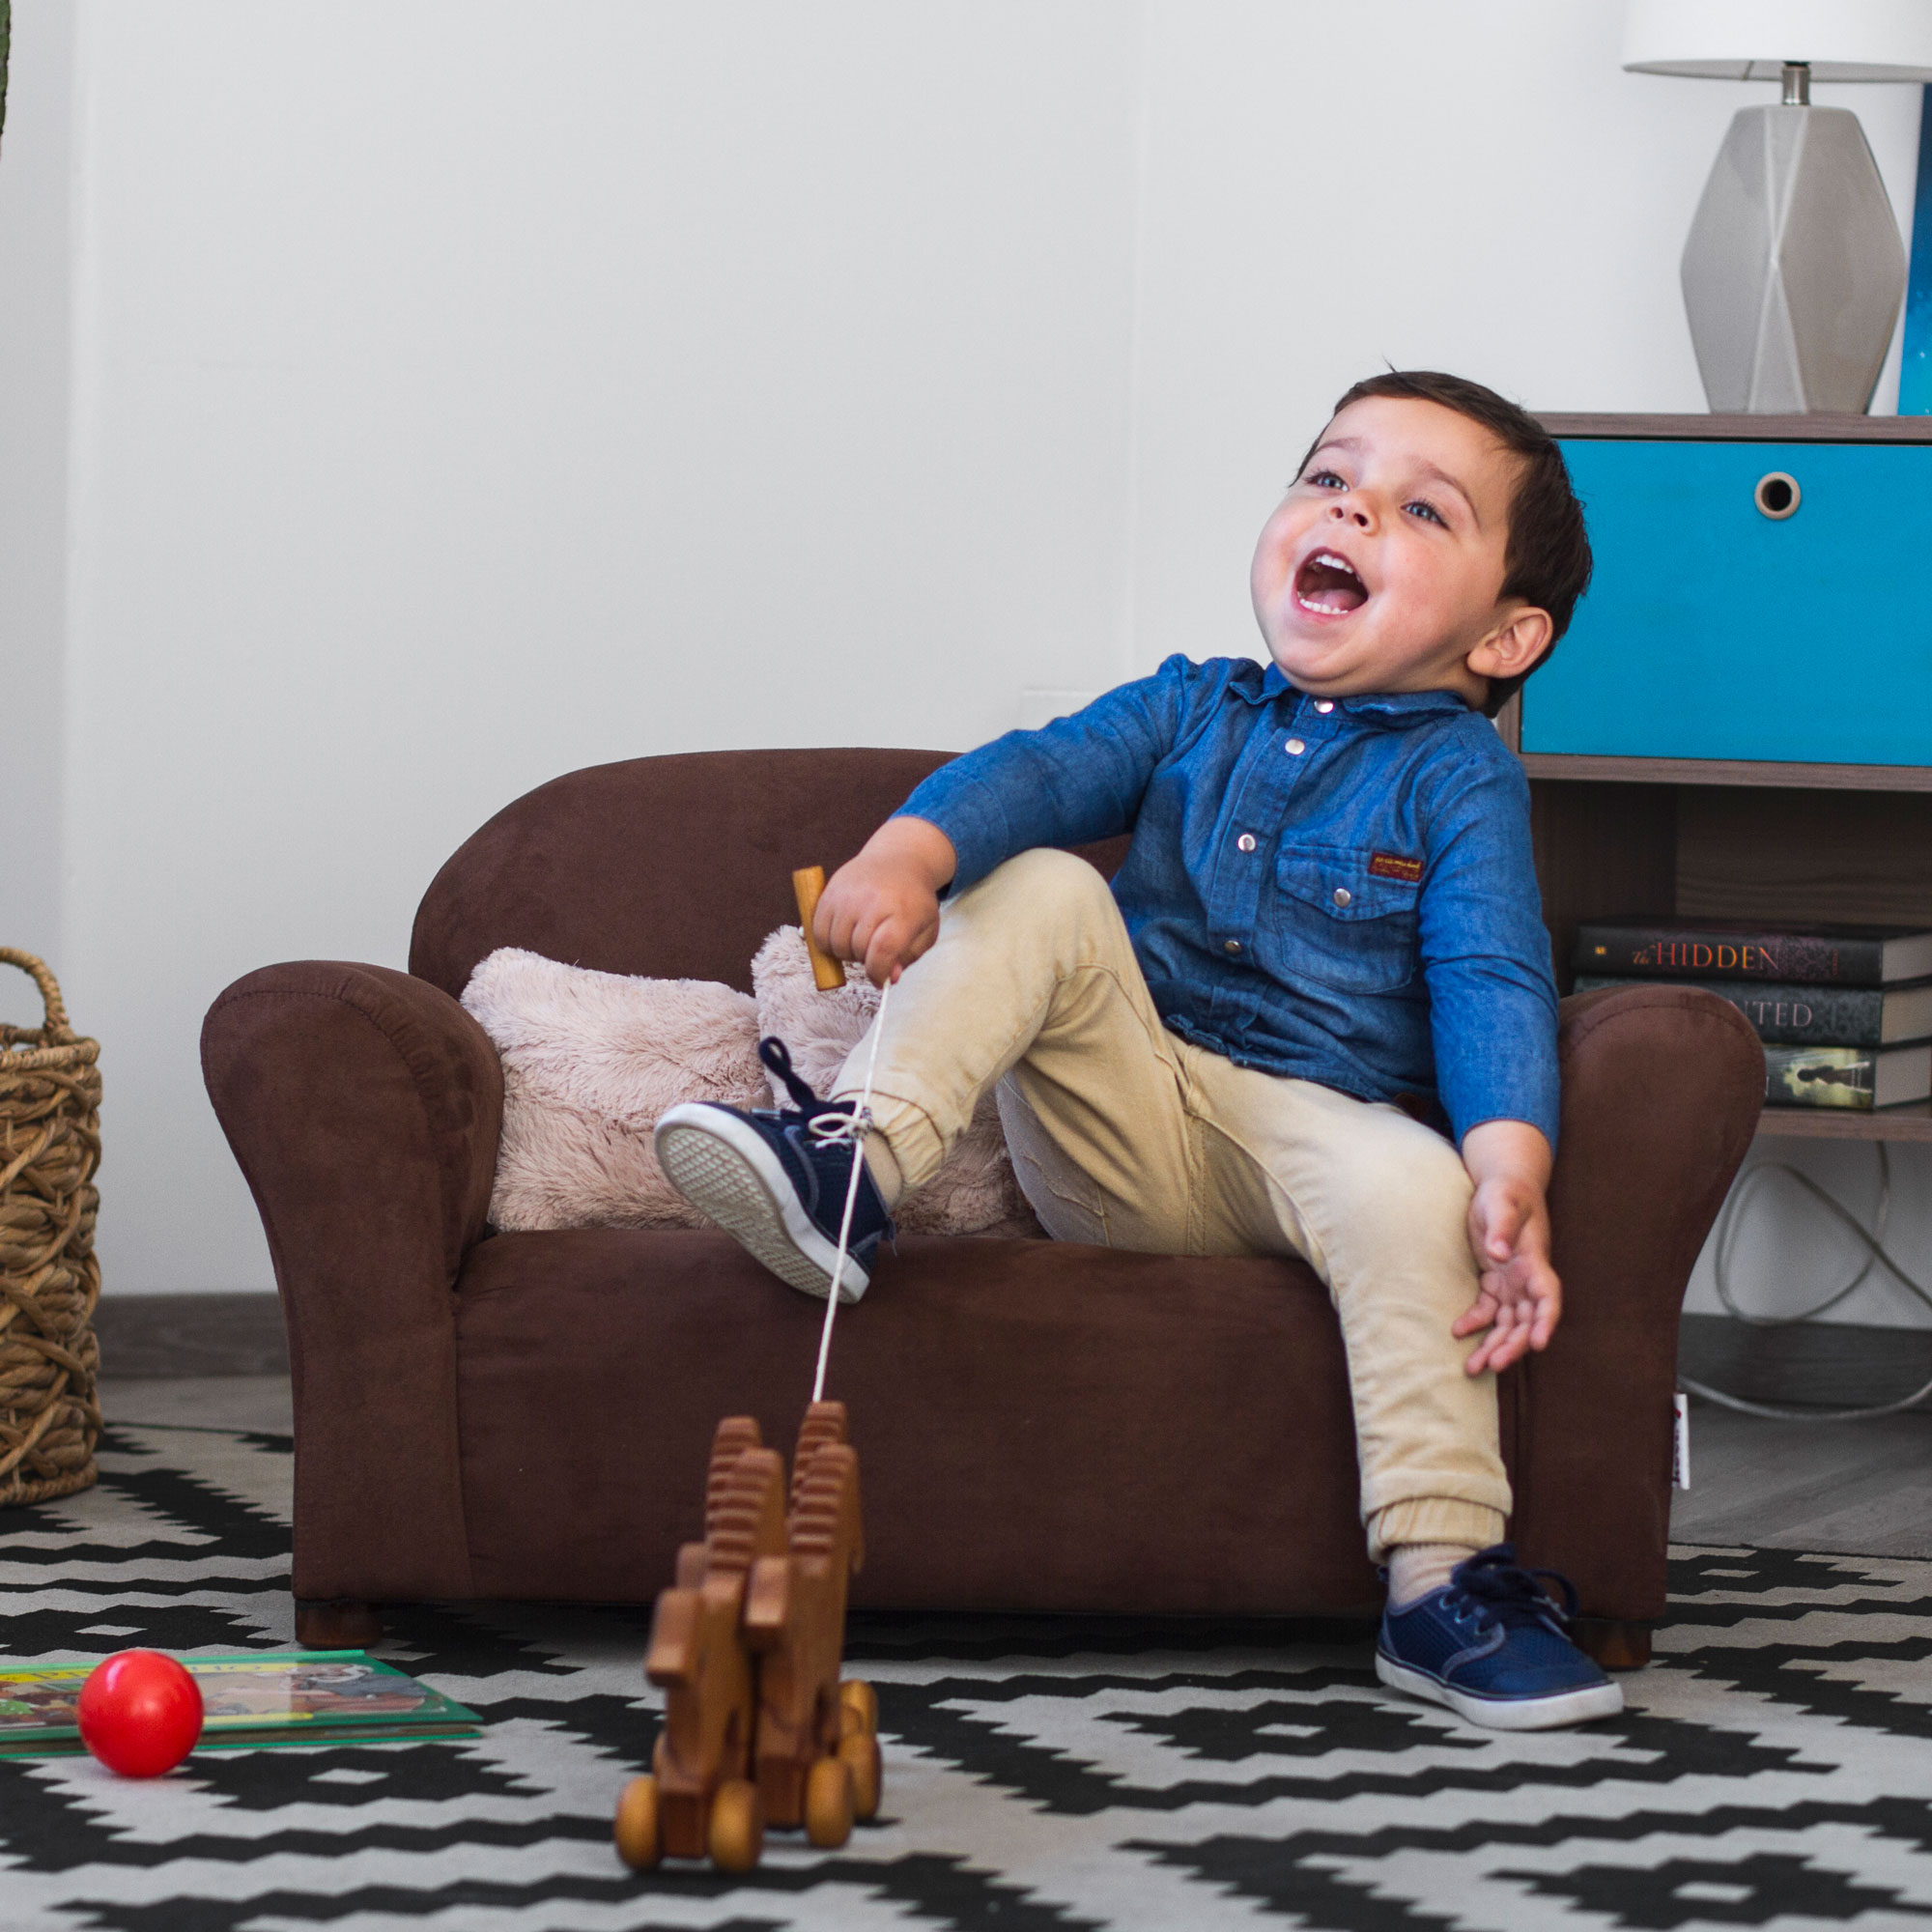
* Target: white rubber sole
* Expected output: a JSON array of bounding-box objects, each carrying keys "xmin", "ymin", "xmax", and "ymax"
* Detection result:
[
  {"xmin": 1375, "ymin": 1651, "xmax": 1625, "ymax": 1731},
  {"xmin": 653, "ymin": 1104, "xmax": 869, "ymax": 1304}
]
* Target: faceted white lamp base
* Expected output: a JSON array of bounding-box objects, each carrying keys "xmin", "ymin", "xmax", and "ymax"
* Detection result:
[{"xmin": 1681, "ymin": 101, "xmax": 1907, "ymax": 412}]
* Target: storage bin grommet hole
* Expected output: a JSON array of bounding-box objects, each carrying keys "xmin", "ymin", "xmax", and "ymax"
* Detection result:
[{"xmin": 1754, "ymin": 471, "xmax": 1801, "ymax": 519}]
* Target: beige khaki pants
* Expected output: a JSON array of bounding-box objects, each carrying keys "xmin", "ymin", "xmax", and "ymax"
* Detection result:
[{"xmin": 833, "ymin": 847, "xmax": 1510, "ymax": 1560}]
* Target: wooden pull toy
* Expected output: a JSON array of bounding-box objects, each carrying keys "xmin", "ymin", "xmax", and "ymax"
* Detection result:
[{"xmin": 614, "ymin": 863, "xmax": 884, "ymax": 1875}]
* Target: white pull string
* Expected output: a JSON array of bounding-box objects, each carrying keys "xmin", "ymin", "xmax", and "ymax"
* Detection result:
[{"xmin": 808, "ymin": 975, "xmax": 892, "ymax": 1405}]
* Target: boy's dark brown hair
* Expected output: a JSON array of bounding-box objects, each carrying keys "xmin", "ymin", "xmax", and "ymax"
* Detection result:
[{"xmin": 1310, "ymin": 370, "xmax": 1592, "ymax": 717}]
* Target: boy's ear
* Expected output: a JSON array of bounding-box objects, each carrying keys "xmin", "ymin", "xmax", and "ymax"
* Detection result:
[{"xmin": 1466, "ymin": 605, "xmax": 1553, "ymax": 682}]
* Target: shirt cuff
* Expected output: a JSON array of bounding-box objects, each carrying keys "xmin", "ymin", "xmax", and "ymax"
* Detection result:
[
  {"xmin": 894, "ymin": 771, "xmax": 1014, "ymax": 897},
  {"xmin": 1448, "ymin": 1077, "xmax": 1561, "ymax": 1153}
]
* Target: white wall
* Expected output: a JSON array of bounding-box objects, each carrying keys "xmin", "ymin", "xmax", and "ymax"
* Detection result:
[
  {"xmin": 11, "ymin": 0, "xmax": 1146, "ymax": 1295},
  {"xmin": 0, "ymin": 2, "xmax": 71, "ymax": 969},
  {"xmin": 1124, "ymin": 4, "xmax": 1923, "ymax": 666},
  {"xmin": 0, "ymin": 0, "xmax": 1926, "ymax": 1323}
]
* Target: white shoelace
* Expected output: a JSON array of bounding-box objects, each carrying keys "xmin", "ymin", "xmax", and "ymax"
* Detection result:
[{"xmin": 806, "ymin": 977, "xmax": 892, "ymax": 1404}]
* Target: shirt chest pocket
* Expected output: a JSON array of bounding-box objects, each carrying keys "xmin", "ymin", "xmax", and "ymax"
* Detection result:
[{"xmin": 1267, "ymin": 845, "xmax": 1422, "ymax": 994}]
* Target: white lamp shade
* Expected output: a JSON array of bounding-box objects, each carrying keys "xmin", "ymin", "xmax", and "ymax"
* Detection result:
[{"xmin": 1625, "ymin": 0, "xmax": 1932, "ymax": 81}]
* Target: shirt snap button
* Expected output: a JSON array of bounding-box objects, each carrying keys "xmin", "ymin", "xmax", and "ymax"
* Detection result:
[
  {"xmin": 1332, "ymin": 887, "xmax": 1352, "ymax": 907},
  {"xmin": 1223, "ymin": 938, "xmax": 1242, "ymax": 955},
  {"xmin": 1315, "ymin": 700, "xmax": 1334, "ymax": 714},
  {"xmin": 1285, "ymin": 737, "xmax": 1306, "ymax": 756},
  {"xmin": 1236, "ymin": 834, "xmax": 1257, "ymax": 853}
]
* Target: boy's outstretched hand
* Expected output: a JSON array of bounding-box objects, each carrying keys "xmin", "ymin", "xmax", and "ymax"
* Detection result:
[
  {"xmin": 1453, "ymin": 1119, "xmax": 1560, "ymax": 1377},
  {"xmin": 815, "ymin": 815, "xmax": 958, "ymax": 988}
]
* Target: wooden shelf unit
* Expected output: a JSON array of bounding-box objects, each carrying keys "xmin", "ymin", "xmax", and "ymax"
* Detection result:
[
  {"xmin": 1520, "ymin": 754, "xmax": 1932, "ymax": 796},
  {"xmin": 1754, "ymin": 1102, "xmax": 1932, "ymax": 1143},
  {"xmin": 1521, "ymin": 748, "xmax": 1932, "ymax": 1142}
]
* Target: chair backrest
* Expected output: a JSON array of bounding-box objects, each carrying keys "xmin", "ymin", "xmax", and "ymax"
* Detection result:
[{"xmin": 410, "ymin": 748, "xmax": 952, "ymax": 998}]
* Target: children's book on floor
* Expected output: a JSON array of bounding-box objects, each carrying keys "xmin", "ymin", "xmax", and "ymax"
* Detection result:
[{"xmin": 0, "ymin": 1652, "xmax": 481, "ymax": 1757}]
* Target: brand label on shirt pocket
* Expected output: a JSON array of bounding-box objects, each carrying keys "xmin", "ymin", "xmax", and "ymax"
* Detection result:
[
  {"xmin": 1269, "ymin": 845, "xmax": 1422, "ymax": 994},
  {"xmin": 1368, "ymin": 852, "xmax": 1424, "ymax": 883}
]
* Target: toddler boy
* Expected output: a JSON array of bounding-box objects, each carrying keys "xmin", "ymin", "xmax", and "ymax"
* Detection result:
[{"xmin": 657, "ymin": 371, "xmax": 1618, "ymax": 1730}]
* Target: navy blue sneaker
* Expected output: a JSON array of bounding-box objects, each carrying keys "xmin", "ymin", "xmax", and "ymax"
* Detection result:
[
  {"xmin": 654, "ymin": 1038, "xmax": 895, "ymax": 1304},
  {"xmin": 1376, "ymin": 1545, "xmax": 1624, "ymax": 1730}
]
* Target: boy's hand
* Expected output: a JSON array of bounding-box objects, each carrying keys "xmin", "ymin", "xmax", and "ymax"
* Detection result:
[
  {"xmin": 1452, "ymin": 1120, "xmax": 1560, "ymax": 1377},
  {"xmin": 816, "ymin": 816, "xmax": 958, "ymax": 987}
]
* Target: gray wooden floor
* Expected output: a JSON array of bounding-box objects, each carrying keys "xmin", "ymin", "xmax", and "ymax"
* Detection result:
[
  {"xmin": 102, "ymin": 1376, "xmax": 296, "ymax": 1436},
  {"xmin": 100, "ymin": 1377, "xmax": 1932, "ymax": 1563},
  {"xmin": 1670, "ymin": 1396, "xmax": 1932, "ymax": 1558}
]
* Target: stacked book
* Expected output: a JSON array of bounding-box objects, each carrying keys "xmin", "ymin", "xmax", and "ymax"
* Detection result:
[{"xmin": 1574, "ymin": 917, "xmax": 1932, "ymax": 1112}]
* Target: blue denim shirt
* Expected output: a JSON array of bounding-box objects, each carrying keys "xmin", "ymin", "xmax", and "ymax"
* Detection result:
[{"xmin": 897, "ymin": 654, "xmax": 1559, "ymax": 1148}]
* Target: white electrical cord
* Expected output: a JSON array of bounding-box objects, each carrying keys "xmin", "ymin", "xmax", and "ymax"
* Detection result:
[{"xmin": 1681, "ymin": 1142, "xmax": 1932, "ymax": 1422}]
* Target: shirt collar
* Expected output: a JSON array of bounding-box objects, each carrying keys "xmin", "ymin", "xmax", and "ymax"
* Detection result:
[
  {"xmin": 1236, "ymin": 661, "xmax": 1470, "ymax": 722},
  {"xmin": 1239, "ymin": 662, "xmax": 1293, "ymax": 704},
  {"xmin": 1339, "ymin": 689, "xmax": 1470, "ymax": 722}
]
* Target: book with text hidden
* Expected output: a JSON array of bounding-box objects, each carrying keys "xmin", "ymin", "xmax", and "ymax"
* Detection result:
[
  {"xmin": 1764, "ymin": 1042, "xmax": 1932, "ymax": 1111},
  {"xmin": 1574, "ymin": 973, "xmax": 1932, "ymax": 1047},
  {"xmin": 1575, "ymin": 918, "xmax": 1932, "ymax": 988}
]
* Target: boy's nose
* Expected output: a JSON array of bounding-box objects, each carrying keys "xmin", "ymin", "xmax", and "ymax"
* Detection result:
[{"xmin": 1328, "ymin": 498, "xmax": 1375, "ymax": 529}]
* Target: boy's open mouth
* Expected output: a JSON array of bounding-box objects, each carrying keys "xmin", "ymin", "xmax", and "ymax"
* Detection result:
[{"xmin": 1294, "ymin": 549, "xmax": 1368, "ymax": 616}]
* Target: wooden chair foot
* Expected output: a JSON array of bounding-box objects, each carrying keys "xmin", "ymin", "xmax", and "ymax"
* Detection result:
[
  {"xmin": 295, "ymin": 1597, "xmax": 384, "ymax": 1649},
  {"xmin": 1570, "ymin": 1617, "xmax": 1652, "ymax": 1670}
]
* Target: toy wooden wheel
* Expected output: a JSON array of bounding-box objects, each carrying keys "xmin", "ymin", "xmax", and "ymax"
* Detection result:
[
  {"xmin": 838, "ymin": 1728, "xmax": 882, "ymax": 1821},
  {"xmin": 838, "ymin": 1678, "xmax": 877, "ymax": 1740},
  {"xmin": 805, "ymin": 1754, "xmax": 855, "ymax": 1848},
  {"xmin": 613, "ymin": 1775, "xmax": 661, "ymax": 1870},
  {"xmin": 708, "ymin": 1777, "xmax": 764, "ymax": 1872}
]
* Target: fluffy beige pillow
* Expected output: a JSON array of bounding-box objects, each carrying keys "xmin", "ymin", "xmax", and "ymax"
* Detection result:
[
  {"xmin": 752, "ymin": 926, "xmax": 1042, "ymax": 1238},
  {"xmin": 462, "ymin": 948, "xmax": 766, "ymax": 1231},
  {"xmin": 465, "ymin": 936, "xmax": 1044, "ymax": 1240}
]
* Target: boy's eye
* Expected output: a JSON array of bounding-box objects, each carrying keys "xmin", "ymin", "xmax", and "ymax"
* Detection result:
[
  {"xmin": 1305, "ymin": 469, "xmax": 1347, "ymax": 491},
  {"xmin": 1405, "ymin": 499, "xmax": 1446, "ymax": 526}
]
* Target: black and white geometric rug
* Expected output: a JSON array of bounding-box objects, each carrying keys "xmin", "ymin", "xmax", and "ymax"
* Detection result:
[{"xmin": 4, "ymin": 1419, "xmax": 1932, "ymax": 1930}]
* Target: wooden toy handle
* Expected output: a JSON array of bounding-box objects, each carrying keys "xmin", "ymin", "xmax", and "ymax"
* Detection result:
[{"xmin": 791, "ymin": 867, "xmax": 847, "ymax": 991}]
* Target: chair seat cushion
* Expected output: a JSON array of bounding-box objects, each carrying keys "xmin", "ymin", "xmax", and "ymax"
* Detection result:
[{"xmin": 451, "ymin": 1227, "xmax": 1382, "ymax": 1614}]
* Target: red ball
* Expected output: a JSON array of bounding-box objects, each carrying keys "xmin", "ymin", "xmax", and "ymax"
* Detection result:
[{"xmin": 77, "ymin": 1651, "xmax": 204, "ymax": 1777}]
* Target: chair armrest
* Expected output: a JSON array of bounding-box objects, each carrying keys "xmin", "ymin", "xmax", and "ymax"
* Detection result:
[
  {"xmin": 1507, "ymin": 984, "xmax": 1763, "ymax": 1622},
  {"xmin": 201, "ymin": 962, "xmax": 504, "ymax": 1602}
]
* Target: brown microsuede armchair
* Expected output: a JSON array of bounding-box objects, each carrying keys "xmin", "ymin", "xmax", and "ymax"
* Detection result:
[{"xmin": 202, "ymin": 749, "xmax": 1763, "ymax": 1664}]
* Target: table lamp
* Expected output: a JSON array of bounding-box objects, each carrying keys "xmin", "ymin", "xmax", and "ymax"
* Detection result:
[{"xmin": 1625, "ymin": 0, "xmax": 1932, "ymax": 412}]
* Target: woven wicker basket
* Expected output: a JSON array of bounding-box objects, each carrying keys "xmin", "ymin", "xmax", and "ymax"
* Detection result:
[{"xmin": 0, "ymin": 950, "xmax": 101, "ymax": 1506}]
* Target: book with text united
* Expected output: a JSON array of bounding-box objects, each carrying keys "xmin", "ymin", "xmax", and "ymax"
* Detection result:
[
  {"xmin": 1575, "ymin": 918, "xmax": 1932, "ymax": 988},
  {"xmin": 1574, "ymin": 973, "xmax": 1932, "ymax": 1047}
]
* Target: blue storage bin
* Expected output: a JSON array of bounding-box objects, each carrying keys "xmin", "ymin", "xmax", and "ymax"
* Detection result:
[{"xmin": 1520, "ymin": 438, "xmax": 1932, "ymax": 768}]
